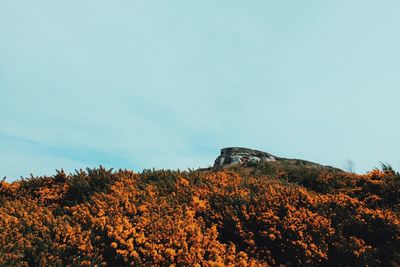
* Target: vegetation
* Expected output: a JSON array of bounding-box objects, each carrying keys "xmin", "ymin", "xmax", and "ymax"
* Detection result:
[{"xmin": 0, "ymin": 164, "xmax": 399, "ymax": 266}]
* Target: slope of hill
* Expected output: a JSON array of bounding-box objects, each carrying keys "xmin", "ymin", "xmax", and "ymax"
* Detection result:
[{"xmin": 0, "ymin": 149, "xmax": 399, "ymax": 266}]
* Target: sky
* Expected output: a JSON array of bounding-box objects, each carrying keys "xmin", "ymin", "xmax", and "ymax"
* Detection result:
[{"xmin": 1, "ymin": 1, "xmax": 400, "ymax": 180}]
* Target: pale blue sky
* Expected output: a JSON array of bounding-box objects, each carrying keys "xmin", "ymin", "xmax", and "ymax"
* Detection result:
[{"xmin": 1, "ymin": 1, "xmax": 400, "ymax": 180}]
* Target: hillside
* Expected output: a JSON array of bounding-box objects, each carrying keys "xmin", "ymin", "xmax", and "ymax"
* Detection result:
[{"xmin": 0, "ymin": 149, "xmax": 399, "ymax": 266}]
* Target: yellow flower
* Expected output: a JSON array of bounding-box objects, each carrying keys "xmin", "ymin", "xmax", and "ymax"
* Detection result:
[{"xmin": 165, "ymin": 248, "xmax": 176, "ymax": 260}]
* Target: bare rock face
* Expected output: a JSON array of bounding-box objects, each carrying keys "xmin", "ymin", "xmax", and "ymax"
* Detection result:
[{"xmin": 214, "ymin": 147, "xmax": 277, "ymax": 167}]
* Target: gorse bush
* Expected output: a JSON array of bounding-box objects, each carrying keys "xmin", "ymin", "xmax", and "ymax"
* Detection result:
[
  {"xmin": 0, "ymin": 166, "xmax": 399, "ymax": 266},
  {"xmin": 65, "ymin": 166, "xmax": 117, "ymax": 205}
]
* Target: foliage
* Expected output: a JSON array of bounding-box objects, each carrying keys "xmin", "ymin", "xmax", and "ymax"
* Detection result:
[{"xmin": 0, "ymin": 165, "xmax": 399, "ymax": 266}]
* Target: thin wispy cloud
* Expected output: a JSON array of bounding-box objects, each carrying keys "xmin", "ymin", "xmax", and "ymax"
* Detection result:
[{"xmin": 0, "ymin": 131, "xmax": 135, "ymax": 179}]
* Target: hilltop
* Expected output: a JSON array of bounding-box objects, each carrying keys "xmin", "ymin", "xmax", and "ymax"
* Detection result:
[
  {"xmin": 213, "ymin": 147, "xmax": 343, "ymax": 171},
  {"xmin": 0, "ymin": 148, "xmax": 399, "ymax": 266}
]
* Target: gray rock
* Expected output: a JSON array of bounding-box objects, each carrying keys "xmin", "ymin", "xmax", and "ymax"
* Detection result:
[{"xmin": 214, "ymin": 147, "xmax": 277, "ymax": 167}]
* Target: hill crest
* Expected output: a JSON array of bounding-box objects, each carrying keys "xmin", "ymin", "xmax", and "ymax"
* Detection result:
[{"xmin": 213, "ymin": 147, "xmax": 342, "ymax": 172}]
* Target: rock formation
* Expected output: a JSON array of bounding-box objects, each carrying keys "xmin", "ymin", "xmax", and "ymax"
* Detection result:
[
  {"xmin": 214, "ymin": 147, "xmax": 278, "ymax": 167},
  {"xmin": 213, "ymin": 147, "xmax": 343, "ymax": 172}
]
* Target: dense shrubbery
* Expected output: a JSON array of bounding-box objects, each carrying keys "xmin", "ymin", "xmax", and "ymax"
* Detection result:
[{"xmin": 0, "ymin": 165, "xmax": 399, "ymax": 266}]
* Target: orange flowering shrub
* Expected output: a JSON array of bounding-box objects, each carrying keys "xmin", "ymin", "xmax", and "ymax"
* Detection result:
[{"xmin": 0, "ymin": 166, "xmax": 399, "ymax": 266}]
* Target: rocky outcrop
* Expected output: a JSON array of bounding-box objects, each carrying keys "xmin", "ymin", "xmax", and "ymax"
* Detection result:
[
  {"xmin": 213, "ymin": 147, "xmax": 343, "ymax": 172},
  {"xmin": 214, "ymin": 147, "xmax": 277, "ymax": 167}
]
